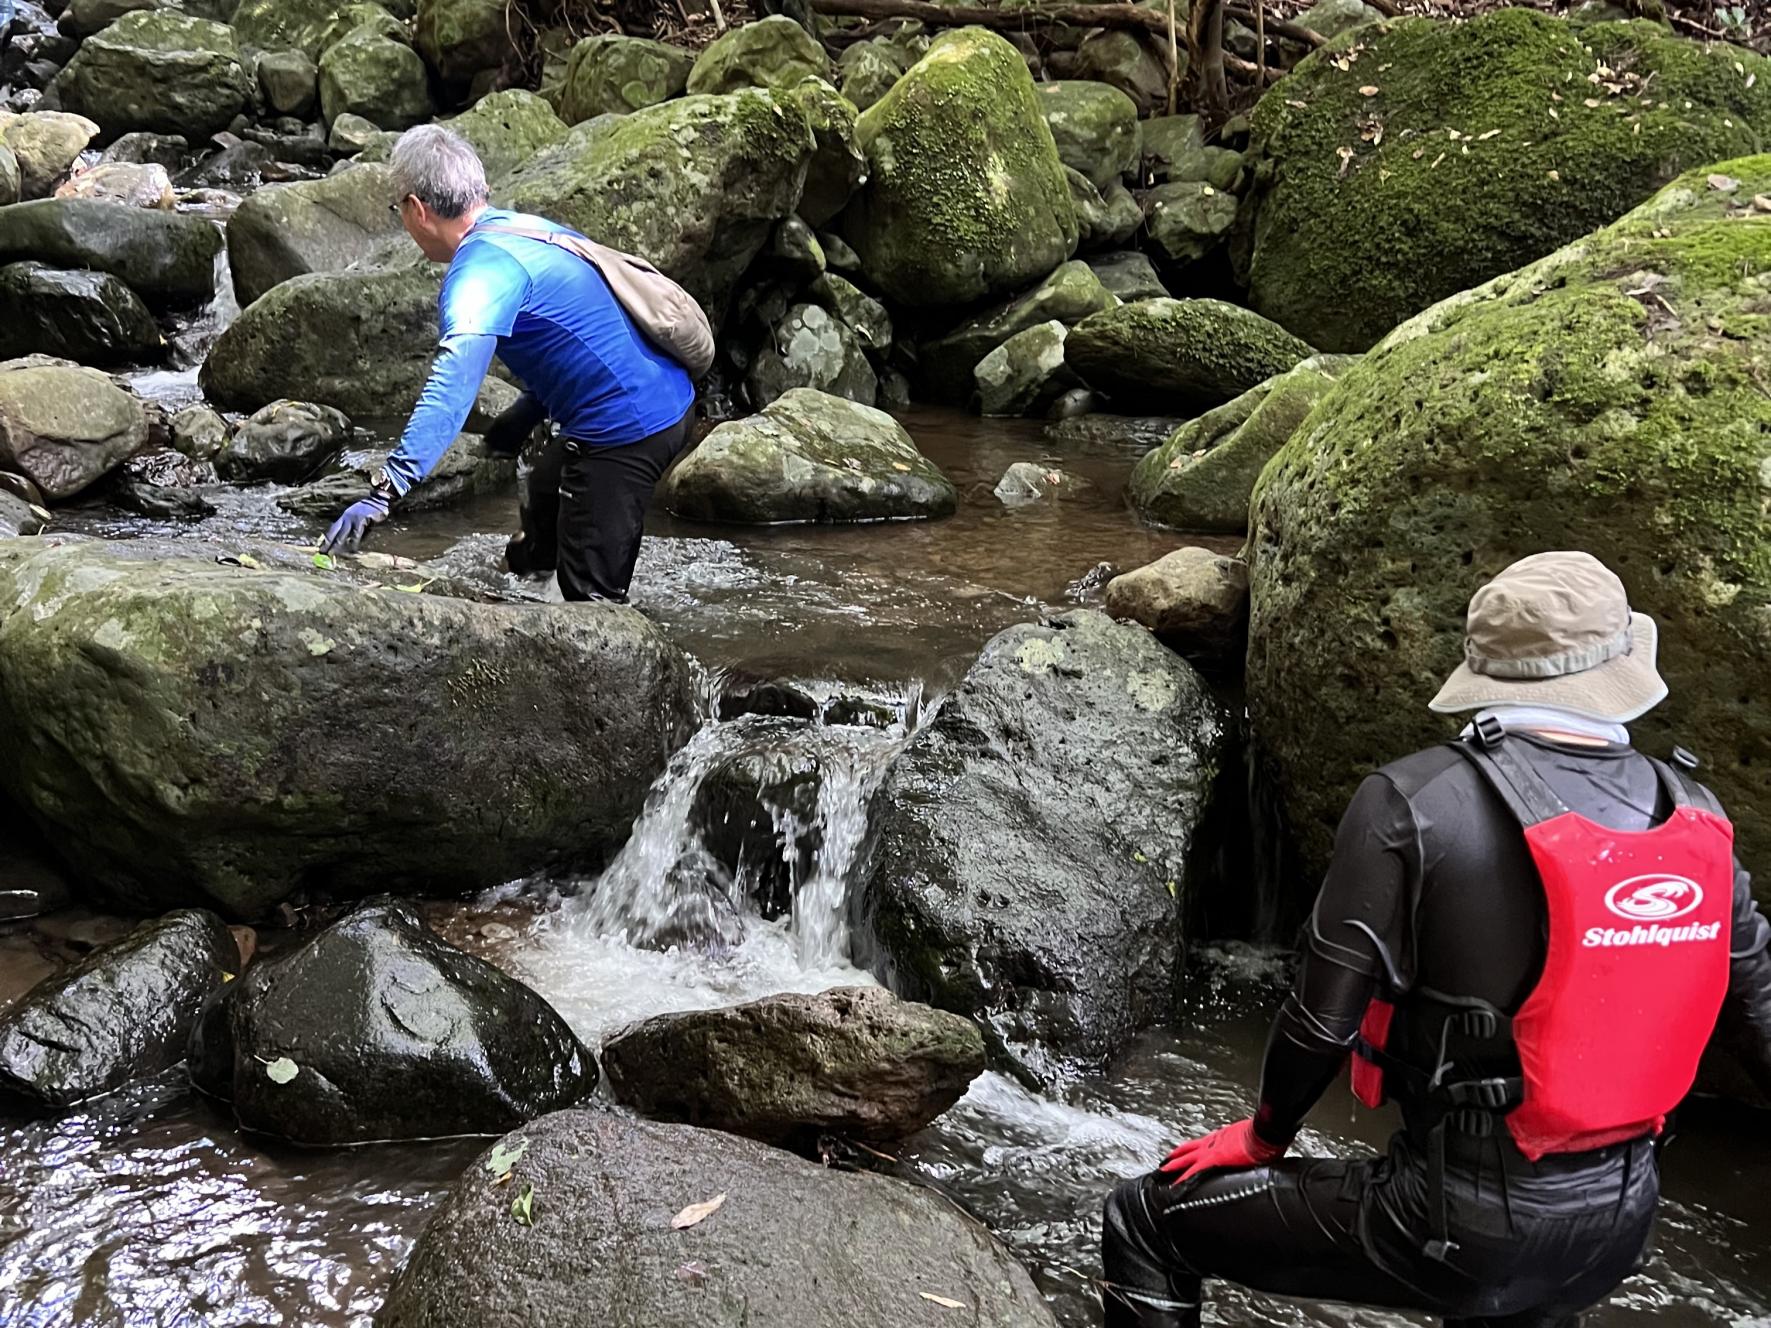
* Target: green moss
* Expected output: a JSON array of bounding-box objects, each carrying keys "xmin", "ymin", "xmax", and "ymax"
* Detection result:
[
  {"xmin": 1243, "ymin": 10, "xmax": 1771, "ymax": 351},
  {"xmin": 686, "ymin": 14, "xmax": 831, "ymax": 96},
  {"xmin": 1067, "ymin": 297, "xmax": 1316, "ymax": 411},
  {"xmin": 1246, "ymin": 158, "xmax": 1771, "ymax": 895}
]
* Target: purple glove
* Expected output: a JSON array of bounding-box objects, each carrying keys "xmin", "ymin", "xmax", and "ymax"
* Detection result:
[{"xmin": 320, "ymin": 494, "xmax": 389, "ymax": 554}]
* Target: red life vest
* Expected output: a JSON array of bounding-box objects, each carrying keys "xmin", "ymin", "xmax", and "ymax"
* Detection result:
[{"xmin": 1351, "ymin": 735, "xmax": 1734, "ymax": 1161}]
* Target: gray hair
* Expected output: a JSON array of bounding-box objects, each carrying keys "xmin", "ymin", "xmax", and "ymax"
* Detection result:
[{"xmin": 389, "ymin": 124, "xmax": 489, "ymax": 219}]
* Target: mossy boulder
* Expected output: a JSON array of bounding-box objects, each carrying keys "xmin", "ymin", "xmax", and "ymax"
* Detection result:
[
  {"xmin": 500, "ymin": 89, "xmax": 814, "ymax": 320},
  {"xmin": 920, "ymin": 258, "xmax": 1118, "ymax": 403},
  {"xmin": 557, "ymin": 34, "xmax": 695, "ymax": 123},
  {"xmin": 837, "ymin": 39, "xmax": 903, "ymax": 111},
  {"xmin": 686, "ymin": 14, "xmax": 832, "ymax": 96},
  {"xmin": 319, "ymin": 26, "xmax": 434, "ymax": 130},
  {"xmin": 746, "ymin": 302, "xmax": 877, "ymax": 409},
  {"xmin": 258, "ymin": 48, "xmax": 321, "ymax": 118},
  {"xmin": 1036, "ymin": 79, "xmax": 1140, "ymax": 188},
  {"xmin": 664, "ymin": 387, "xmax": 954, "ymax": 524},
  {"xmin": 1239, "ymin": 10, "xmax": 1771, "ymax": 352},
  {"xmin": 0, "ymin": 149, "xmax": 17, "ymax": 209},
  {"xmin": 1068, "ymin": 297, "xmax": 1316, "ymax": 412},
  {"xmin": 1246, "ymin": 156, "xmax": 1771, "ymax": 894},
  {"xmin": 0, "ymin": 539, "xmax": 700, "ymax": 917},
  {"xmin": 974, "ymin": 319, "xmax": 1077, "ymax": 417},
  {"xmin": 0, "ymin": 199, "xmax": 220, "ymax": 308},
  {"xmin": 1130, "ymin": 354, "xmax": 1356, "ymax": 532},
  {"xmin": 809, "ymin": 272, "xmax": 891, "ymax": 351},
  {"xmin": 0, "ymin": 357, "xmax": 150, "ymax": 500},
  {"xmin": 780, "ymin": 76, "xmax": 865, "ymax": 228},
  {"xmin": 1140, "ymin": 113, "xmax": 1203, "ymax": 178},
  {"xmin": 232, "ymin": 0, "xmax": 392, "ymax": 61},
  {"xmin": 0, "ymin": 262, "xmax": 165, "ymax": 367},
  {"xmin": 1075, "ymin": 28, "xmax": 1172, "ymax": 115},
  {"xmin": 51, "ymin": 11, "xmax": 253, "ymax": 141},
  {"xmin": 226, "ymin": 163, "xmax": 402, "ymax": 307},
  {"xmin": 843, "ymin": 28, "xmax": 1078, "ymax": 309},
  {"xmin": 0, "ymin": 111, "xmax": 100, "ymax": 199},
  {"xmin": 1143, "ymin": 180, "xmax": 1238, "ymax": 266},
  {"xmin": 440, "ymin": 89, "xmax": 569, "ymax": 179},
  {"xmin": 414, "ymin": 0, "xmax": 516, "ymax": 98}
]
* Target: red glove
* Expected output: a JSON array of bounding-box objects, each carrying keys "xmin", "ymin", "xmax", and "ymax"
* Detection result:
[{"xmin": 1159, "ymin": 1118, "xmax": 1288, "ymax": 1184}]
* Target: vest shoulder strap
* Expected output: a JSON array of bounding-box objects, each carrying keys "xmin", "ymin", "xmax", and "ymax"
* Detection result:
[{"xmin": 1447, "ymin": 733, "xmax": 1568, "ymax": 828}]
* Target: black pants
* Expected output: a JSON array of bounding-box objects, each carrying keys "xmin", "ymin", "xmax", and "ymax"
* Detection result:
[
  {"xmin": 1101, "ymin": 1131, "xmax": 1659, "ymax": 1328},
  {"xmin": 508, "ymin": 407, "xmax": 695, "ymax": 603}
]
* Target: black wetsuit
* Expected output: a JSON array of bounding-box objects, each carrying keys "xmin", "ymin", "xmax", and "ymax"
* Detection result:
[{"xmin": 1102, "ymin": 732, "xmax": 1771, "ymax": 1328}]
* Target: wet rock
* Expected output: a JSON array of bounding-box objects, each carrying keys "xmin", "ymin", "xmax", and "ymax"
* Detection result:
[
  {"xmin": 190, "ymin": 900, "xmax": 596, "ymax": 1144},
  {"xmin": 557, "ymin": 34, "xmax": 695, "ymax": 122},
  {"xmin": 51, "ymin": 11, "xmax": 254, "ymax": 140},
  {"xmin": 109, "ymin": 465, "xmax": 218, "ymax": 519},
  {"xmin": 845, "ymin": 28, "xmax": 1077, "ymax": 310},
  {"xmin": 277, "ymin": 431, "xmax": 514, "ymax": 516},
  {"xmin": 836, "ymin": 38, "xmax": 901, "ymax": 111},
  {"xmin": 1106, "ymin": 546, "xmax": 1249, "ymax": 663},
  {"xmin": 808, "ymin": 272, "xmax": 889, "ymax": 352},
  {"xmin": 258, "ymin": 48, "xmax": 320, "ymax": 119},
  {"xmin": 1130, "ymin": 354, "xmax": 1355, "ymax": 532},
  {"xmin": 226, "ymin": 162, "xmax": 401, "ymax": 307},
  {"xmin": 1074, "ymin": 27, "xmax": 1170, "ymax": 115},
  {"xmin": 1247, "ymin": 155, "xmax": 1771, "ymax": 890},
  {"xmin": 241, "ymin": 122, "xmax": 336, "ymax": 172},
  {"xmin": 0, "ymin": 356, "xmax": 149, "ymax": 498},
  {"xmin": 1067, "ymin": 297, "xmax": 1315, "ymax": 413},
  {"xmin": 319, "ymin": 26, "xmax": 433, "ymax": 131},
  {"xmin": 376, "ymin": 1110, "xmax": 1059, "ymax": 1328},
  {"xmin": 1240, "ymin": 10, "xmax": 1771, "ymax": 351},
  {"xmin": 0, "ymin": 197, "xmax": 220, "ymax": 307},
  {"xmin": 216, "ymin": 398, "xmax": 350, "ymax": 483},
  {"xmin": 1087, "ymin": 250, "xmax": 1167, "ymax": 302},
  {"xmin": 0, "ymin": 909, "xmax": 236, "ymax": 1111},
  {"xmin": 0, "ymin": 490, "xmax": 49, "ymax": 538},
  {"xmin": 1138, "ymin": 113, "xmax": 1203, "ymax": 179},
  {"xmin": 665, "ymin": 387, "xmax": 954, "ymax": 524},
  {"xmin": 98, "ymin": 130, "xmax": 188, "ymax": 169},
  {"xmin": 0, "ymin": 470, "xmax": 48, "ymax": 508},
  {"xmin": 689, "ymin": 721, "xmax": 821, "ymax": 918},
  {"xmin": 780, "ymin": 75, "xmax": 864, "ymax": 229},
  {"xmin": 168, "ymin": 402, "xmax": 229, "ymax": 461},
  {"xmin": 1037, "ymin": 79, "xmax": 1139, "ymax": 188},
  {"xmin": 0, "ymin": 538, "xmax": 701, "ymax": 916},
  {"xmin": 975, "ymin": 320, "xmax": 1077, "ymax": 418},
  {"xmin": 747, "ymin": 302, "xmax": 877, "ymax": 409},
  {"xmin": 602, "ymin": 986, "xmax": 984, "ymax": 1147},
  {"xmin": 992, "ymin": 459, "xmax": 1085, "ymax": 503},
  {"xmin": 715, "ymin": 677, "xmax": 819, "ymax": 723},
  {"xmin": 172, "ymin": 135, "xmax": 276, "ymax": 191},
  {"xmin": 414, "ymin": 0, "xmax": 517, "ymax": 100},
  {"xmin": 0, "ymin": 261, "xmax": 166, "ymax": 366},
  {"xmin": 0, "ymin": 109, "xmax": 98, "ymax": 198},
  {"xmin": 687, "ymin": 14, "xmax": 831, "ymax": 95},
  {"xmin": 327, "ymin": 110, "xmax": 382, "ymax": 154},
  {"xmin": 499, "ymin": 87, "xmax": 814, "ymax": 321},
  {"xmin": 53, "ymin": 160, "xmax": 174, "ymax": 208},
  {"xmin": 1143, "ymin": 179, "xmax": 1238, "ymax": 267},
  {"xmin": 862, "ymin": 609, "xmax": 1229, "ymax": 1072},
  {"xmin": 764, "ymin": 213, "xmax": 826, "ymax": 284},
  {"xmin": 919, "ymin": 258, "xmax": 1118, "ymax": 404},
  {"xmin": 55, "ymin": 0, "xmax": 161, "ymax": 37}
]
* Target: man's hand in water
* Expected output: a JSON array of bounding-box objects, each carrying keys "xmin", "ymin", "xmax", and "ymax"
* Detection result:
[
  {"xmin": 1159, "ymin": 1119, "xmax": 1287, "ymax": 1184},
  {"xmin": 320, "ymin": 494, "xmax": 390, "ymax": 555}
]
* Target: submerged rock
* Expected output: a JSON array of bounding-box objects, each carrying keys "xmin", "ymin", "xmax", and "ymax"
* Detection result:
[
  {"xmin": 217, "ymin": 399, "xmax": 351, "ymax": 483},
  {"xmin": 190, "ymin": 900, "xmax": 595, "ymax": 1144},
  {"xmin": 664, "ymin": 388, "xmax": 954, "ymax": 524},
  {"xmin": 1106, "ymin": 547, "xmax": 1249, "ymax": 664},
  {"xmin": 992, "ymin": 459, "xmax": 1085, "ymax": 503},
  {"xmin": 1239, "ymin": 10, "xmax": 1771, "ymax": 350},
  {"xmin": 601, "ymin": 986, "xmax": 984, "ymax": 1148},
  {"xmin": 557, "ymin": 34, "xmax": 695, "ymax": 122},
  {"xmin": 0, "ymin": 356, "xmax": 149, "ymax": 499},
  {"xmin": 1248, "ymin": 156, "xmax": 1771, "ymax": 889},
  {"xmin": 1067, "ymin": 297, "xmax": 1315, "ymax": 413},
  {"xmin": 51, "ymin": 11, "xmax": 254, "ymax": 141},
  {"xmin": 0, "ymin": 910, "xmax": 236, "ymax": 1111},
  {"xmin": 862, "ymin": 610, "xmax": 1228, "ymax": 1071},
  {"xmin": 0, "ymin": 539, "xmax": 700, "ymax": 915},
  {"xmin": 844, "ymin": 28, "xmax": 1077, "ymax": 309},
  {"xmin": 0, "ymin": 198, "xmax": 221, "ymax": 308},
  {"xmin": 0, "ymin": 261, "xmax": 165, "ymax": 366},
  {"xmin": 376, "ymin": 1111, "xmax": 1059, "ymax": 1328}
]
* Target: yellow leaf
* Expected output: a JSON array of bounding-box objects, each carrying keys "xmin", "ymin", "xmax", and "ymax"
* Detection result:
[
  {"xmin": 1358, "ymin": 85, "xmax": 1379, "ymax": 96},
  {"xmin": 891, "ymin": 462, "xmax": 911, "ymax": 472},
  {"xmin": 672, "ymin": 1193, "xmax": 727, "ymax": 1230},
  {"xmin": 1548, "ymin": 169, "xmax": 1561, "ymax": 182},
  {"xmin": 919, "ymin": 1294, "xmax": 967, "ymax": 1310},
  {"xmin": 1478, "ymin": 129, "xmax": 1502, "ymax": 141}
]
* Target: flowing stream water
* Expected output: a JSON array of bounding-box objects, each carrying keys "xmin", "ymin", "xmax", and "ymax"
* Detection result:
[{"xmin": 2, "ymin": 403, "xmax": 1769, "ymax": 1328}]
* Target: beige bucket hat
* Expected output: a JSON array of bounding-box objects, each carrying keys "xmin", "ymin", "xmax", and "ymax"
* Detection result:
[{"xmin": 1429, "ymin": 551, "xmax": 1667, "ymax": 722}]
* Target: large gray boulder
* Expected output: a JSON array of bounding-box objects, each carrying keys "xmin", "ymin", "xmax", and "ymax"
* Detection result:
[
  {"xmin": 664, "ymin": 388, "xmax": 954, "ymax": 525},
  {"xmin": 556, "ymin": 34, "xmax": 695, "ymax": 123},
  {"xmin": 217, "ymin": 399, "xmax": 352, "ymax": 483},
  {"xmin": 225, "ymin": 163, "xmax": 402, "ymax": 307},
  {"xmin": 746, "ymin": 302, "xmax": 877, "ymax": 409},
  {"xmin": 0, "ymin": 357, "xmax": 150, "ymax": 499},
  {"xmin": 686, "ymin": 14, "xmax": 832, "ymax": 96},
  {"xmin": 190, "ymin": 900, "xmax": 596, "ymax": 1144},
  {"xmin": 0, "ymin": 539, "xmax": 701, "ymax": 916},
  {"xmin": 414, "ymin": 0, "xmax": 518, "ymax": 99},
  {"xmin": 601, "ymin": 986, "xmax": 984, "ymax": 1148},
  {"xmin": 232, "ymin": 0, "xmax": 398, "ymax": 62},
  {"xmin": 0, "ymin": 910, "xmax": 237, "ymax": 1111},
  {"xmin": 861, "ymin": 610, "xmax": 1228, "ymax": 1072},
  {"xmin": 919, "ymin": 259, "xmax": 1118, "ymax": 404},
  {"xmin": 0, "ymin": 198, "xmax": 221, "ymax": 308},
  {"xmin": 376, "ymin": 1111, "xmax": 1060, "ymax": 1328},
  {"xmin": 0, "ymin": 111, "xmax": 100, "ymax": 199},
  {"xmin": 0, "ymin": 262, "xmax": 165, "ymax": 366},
  {"xmin": 51, "ymin": 11, "xmax": 254, "ymax": 141},
  {"xmin": 439, "ymin": 89, "xmax": 569, "ymax": 181},
  {"xmin": 1036, "ymin": 80, "xmax": 1139, "ymax": 188},
  {"xmin": 318, "ymin": 26, "xmax": 434, "ymax": 131}
]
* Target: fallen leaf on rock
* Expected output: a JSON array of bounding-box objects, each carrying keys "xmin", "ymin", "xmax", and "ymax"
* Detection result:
[
  {"xmin": 486, "ymin": 1138, "xmax": 528, "ymax": 1181},
  {"xmin": 1336, "ymin": 146, "xmax": 1354, "ymax": 178},
  {"xmin": 1709, "ymin": 174, "xmax": 1740, "ymax": 193},
  {"xmin": 264, "ymin": 1057, "xmax": 299, "ymax": 1085},
  {"xmin": 675, "ymin": 1262, "xmax": 710, "ymax": 1284},
  {"xmin": 1286, "ymin": 98, "xmax": 1307, "ymax": 109},
  {"xmin": 1359, "ymin": 84, "xmax": 1379, "ymax": 96},
  {"xmin": 1478, "ymin": 129, "xmax": 1502, "ymax": 140},
  {"xmin": 312, "ymin": 553, "xmax": 335, "ymax": 571},
  {"xmin": 672, "ymin": 1193, "xmax": 727, "ymax": 1230},
  {"xmin": 236, "ymin": 553, "xmax": 261, "ymax": 569},
  {"xmin": 1753, "ymin": 195, "xmax": 1771, "ymax": 212},
  {"xmin": 511, "ymin": 1183, "xmax": 534, "ymax": 1226},
  {"xmin": 891, "ymin": 462, "xmax": 911, "ymax": 472},
  {"xmin": 920, "ymin": 1293, "xmax": 967, "ymax": 1310}
]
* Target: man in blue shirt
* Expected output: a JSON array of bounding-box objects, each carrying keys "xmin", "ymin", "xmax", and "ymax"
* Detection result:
[{"xmin": 321, "ymin": 125, "xmax": 698, "ymax": 603}]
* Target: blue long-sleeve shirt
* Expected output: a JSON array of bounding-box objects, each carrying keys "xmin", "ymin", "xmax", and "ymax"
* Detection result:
[{"xmin": 383, "ymin": 207, "xmax": 696, "ymax": 497}]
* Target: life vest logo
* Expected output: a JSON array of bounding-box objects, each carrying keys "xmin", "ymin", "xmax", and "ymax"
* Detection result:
[{"xmin": 1604, "ymin": 875, "xmax": 1703, "ymax": 923}]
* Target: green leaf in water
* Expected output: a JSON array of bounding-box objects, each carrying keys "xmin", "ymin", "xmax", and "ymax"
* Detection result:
[
  {"xmin": 312, "ymin": 553, "xmax": 335, "ymax": 571},
  {"xmin": 265, "ymin": 1057, "xmax": 299, "ymax": 1084},
  {"xmin": 236, "ymin": 553, "xmax": 261, "ymax": 569},
  {"xmin": 486, "ymin": 1138, "xmax": 528, "ymax": 1181},
  {"xmin": 511, "ymin": 1183, "xmax": 534, "ymax": 1226},
  {"xmin": 1132, "ymin": 851, "xmax": 1148, "ymax": 864}
]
